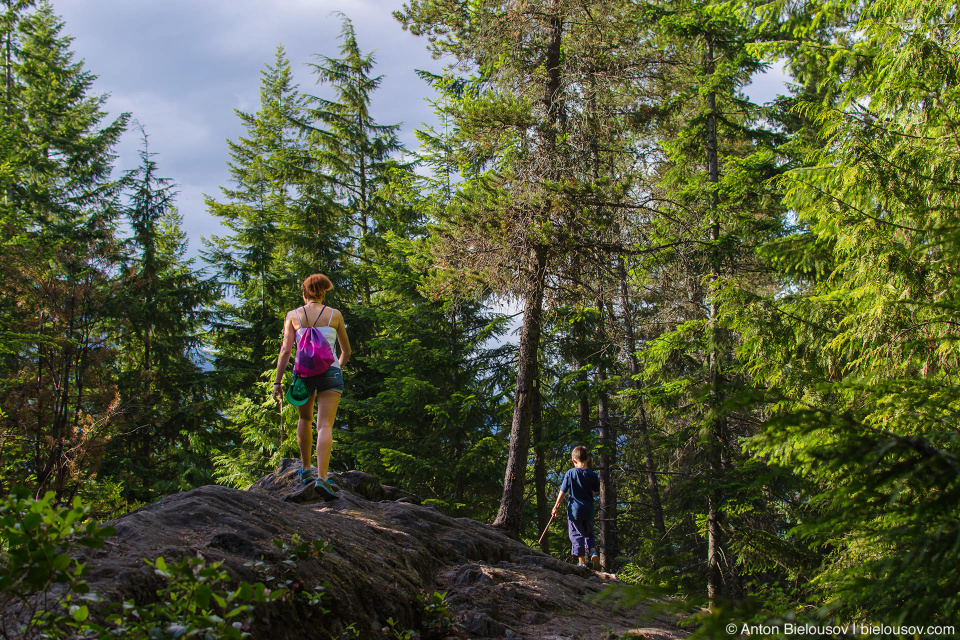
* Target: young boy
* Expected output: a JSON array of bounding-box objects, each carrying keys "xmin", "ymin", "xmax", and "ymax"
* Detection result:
[{"xmin": 551, "ymin": 446, "xmax": 602, "ymax": 569}]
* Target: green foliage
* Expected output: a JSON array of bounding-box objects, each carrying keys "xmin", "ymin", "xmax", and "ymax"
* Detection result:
[
  {"xmin": 722, "ymin": 0, "xmax": 960, "ymax": 625},
  {"xmin": 0, "ymin": 0, "xmax": 129, "ymax": 501},
  {"xmin": 0, "ymin": 489, "xmax": 277, "ymax": 640},
  {"xmin": 104, "ymin": 132, "xmax": 221, "ymax": 507},
  {"xmin": 0, "ymin": 488, "xmax": 113, "ymax": 639},
  {"xmin": 245, "ymin": 533, "xmax": 330, "ymax": 605},
  {"xmin": 338, "ymin": 277, "xmax": 512, "ymax": 518},
  {"xmin": 204, "ymin": 44, "xmax": 313, "ymax": 398},
  {"xmin": 382, "ymin": 593, "xmax": 459, "ymax": 640},
  {"xmin": 418, "ymin": 591, "xmax": 459, "ymax": 639},
  {"xmin": 333, "ymin": 623, "xmax": 361, "ymax": 639},
  {"xmin": 8, "ymin": 0, "xmax": 960, "ymax": 631},
  {"xmin": 304, "ymin": 13, "xmax": 405, "ymax": 307},
  {"xmin": 398, "ymin": 0, "xmax": 653, "ymax": 538},
  {"xmin": 202, "ymin": 26, "xmax": 515, "ymax": 525},
  {"xmin": 383, "ymin": 617, "xmax": 416, "ymax": 640},
  {"xmin": 0, "ymin": 492, "xmax": 348, "ymax": 639},
  {"xmin": 104, "ymin": 555, "xmax": 281, "ymax": 640},
  {"xmin": 0, "ymin": 2, "xmax": 219, "ymax": 509},
  {"xmin": 616, "ymin": 0, "xmax": 791, "ymax": 602},
  {"xmin": 105, "ymin": 533, "xmax": 335, "ymax": 640},
  {"xmin": 213, "ymin": 384, "xmax": 292, "ymax": 489}
]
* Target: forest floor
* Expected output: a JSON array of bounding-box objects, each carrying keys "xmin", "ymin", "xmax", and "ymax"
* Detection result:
[{"xmin": 73, "ymin": 460, "xmax": 688, "ymax": 639}]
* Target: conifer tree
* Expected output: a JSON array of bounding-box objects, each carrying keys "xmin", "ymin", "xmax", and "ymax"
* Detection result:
[
  {"xmin": 730, "ymin": 0, "xmax": 960, "ymax": 623},
  {"xmin": 397, "ymin": 0, "xmax": 644, "ymax": 537},
  {"xmin": 204, "ymin": 46, "xmax": 331, "ymax": 488},
  {"xmin": 104, "ymin": 131, "xmax": 218, "ymax": 505},
  {"xmin": 0, "ymin": 0, "xmax": 128, "ymax": 501},
  {"xmin": 362, "ymin": 80, "xmax": 518, "ymax": 517},
  {"xmin": 304, "ymin": 14, "xmax": 404, "ymax": 306},
  {"xmin": 629, "ymin": 0, "xmax": 785, "ymax": 601},
  {"xmin": 205, "ymin": 45, "xmax": 310, "ymax": 397},
  {"xmin": 339, "ymin": 227, "xmax": 513, "ymax": 517},
  {"xmin": 297, "ymin": 16, "xmax": 415, "ymax": 479}
]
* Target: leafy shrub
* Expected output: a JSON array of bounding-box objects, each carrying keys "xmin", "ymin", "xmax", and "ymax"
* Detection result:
[
  {"xmin": 104, "ymin": 554, "xmax": 289, "ymax": 639},
  {"xmin": 0, "ymin": 488, "xmax": 113, "ymax": 639},
  {"xmin": 419, "ymin": 591, "xmax": 458, "ymax": 638},
  {"xmin": 382, "ymin": 591, "xmax": 459, "ymax": 640}
]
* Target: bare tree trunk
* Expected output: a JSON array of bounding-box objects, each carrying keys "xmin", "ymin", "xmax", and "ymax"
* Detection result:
[
  {"xmin": 597, "ymin": 364, "xmax": 618, "ymax": 571},
  {"xmin": 493, "ymin": 244, "xmax": 548, "ymax": 536},
  {"xmin": 574, "ymin": 259, "xmax": 591, "ymax": 437},
  {"xmin": 532, "ymin": 384, "xmax": 550, "ymax": 553},
  {"xmin": 577, "ymin": 364, "xmax": 590, "ymax": 434},
  {"xmin": 636, "ymin": 400, "xmax": 666, "ymax": 536}
]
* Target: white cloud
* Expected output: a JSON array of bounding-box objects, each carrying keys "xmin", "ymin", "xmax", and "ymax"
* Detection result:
[
  {"xmin": 177, "ymin": 182, "xmax": 227, "ymax": 246},
  {"xmin": 110, "ymin": 92, "xmax": 214, "ymax": 153},
  {"xmin": 744, "ymin": 63, "xmax": 792, "ymax": 104},
  {"xmin": 49, "ymin": 0, "xmax": 443, "ymax": 257}
]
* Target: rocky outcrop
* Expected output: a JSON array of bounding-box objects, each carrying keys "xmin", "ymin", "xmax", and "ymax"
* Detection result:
[{"xmin": 75, "ymin": 460, "xmax": 684, "ymax": 639}]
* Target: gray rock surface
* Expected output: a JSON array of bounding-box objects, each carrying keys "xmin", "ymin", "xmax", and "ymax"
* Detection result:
[{"xmin": 73, "ymin": 462, "xmax": 685, "ymax": 639}]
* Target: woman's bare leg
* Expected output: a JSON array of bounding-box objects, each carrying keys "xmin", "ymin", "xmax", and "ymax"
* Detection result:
[
  {"xmin": 314, "ymin": 389, "xmax": 342, "ymax": 480},
  {"xmin": 297, "ymin": 392, "xmax": 317, "ymax": 470}
]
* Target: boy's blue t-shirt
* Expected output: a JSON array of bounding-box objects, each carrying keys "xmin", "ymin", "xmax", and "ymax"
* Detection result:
[{"xmin": 560, "ymin": 467, "xmax": 600, "ymax": 521}]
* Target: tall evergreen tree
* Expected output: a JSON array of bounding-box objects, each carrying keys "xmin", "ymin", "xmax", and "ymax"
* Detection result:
[
  {"xmin": 298, "ymin": 15, "xmax": 413, "ymax": 477},
  {"xmin": 304, "ymin": 14, "xmax": 404, "ymax": 305},
  {"xmin": 204, "ymin": 45, "xmax": 310, "ymax": 397},
  {"xmin": 209, "ymin": 36, "xmax": 516, "ymax": 512},
  {"xmin": 397, "ymin": 0, "xmax": 643, "ymax": 537},
  {"xmin": 0, "ymin": 0, "xmax": 128, "ymax": 501},
  {"xmin": 627, "ymin": 0, "xmax": 785, "ymax": 601},
  {"xmin": 339, "ymin": 226, "xmax": 513, "ymax": 518},
  {"xmin": 103, "ymin": 131, "xmax": 218, "ymax": 505},
  {"xmin": 728, "ymin": 0, "xmax": 960, "ymax": 623}
]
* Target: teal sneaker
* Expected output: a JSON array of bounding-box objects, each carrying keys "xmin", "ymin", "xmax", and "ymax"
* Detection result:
[
  {"xmin": 314, "ymin": 477, "xmax": 338, "ymax": 501},
  {"xmin": 299, "ymin": 467, "xmax": 315, "ymax": 485},
  {"xmin": 590, "ymin": 552, "xmax": 601, "ymax": 570}
]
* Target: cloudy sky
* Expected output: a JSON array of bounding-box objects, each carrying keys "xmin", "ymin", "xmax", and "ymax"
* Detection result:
[
  {"xmin": 53, "ymin": 0, "xmax": 442, "ymax": 251},
  {"xmin": 52, "ymin": 0, "xmax": 787, "ymax": 256}
]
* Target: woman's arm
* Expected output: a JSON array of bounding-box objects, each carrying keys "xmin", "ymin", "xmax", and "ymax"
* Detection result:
[
  {"xmin": 333, "ymin": 309, "xmax": 351, "ymax": 367},
  {"xmin": 272, "ymin": 311, "xmax": 296, "ymax": 402}
]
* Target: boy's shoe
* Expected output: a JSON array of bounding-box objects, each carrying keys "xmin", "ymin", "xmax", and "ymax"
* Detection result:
[
  {"xmin": 577, "ymin": 560, "xmax": 587, "ymax": 568},
  {"xmin": 590, "ymin": 552, "xmax": 601, "ymax": 570},
  {"xmin": 314, "ymin": 477, "xmax": 338, "ymax": 501},
  {"xmin": 299, "ymin": 467, "xmax": 315, "ymax": 484}
]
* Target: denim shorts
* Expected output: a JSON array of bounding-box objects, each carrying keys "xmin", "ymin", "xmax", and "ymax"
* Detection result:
[{"xmin": 303, "ymin": 366, "xmax": 344, "ymax": 394}]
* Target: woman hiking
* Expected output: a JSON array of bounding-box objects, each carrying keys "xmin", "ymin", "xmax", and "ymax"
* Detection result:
[{"xmin": 272, "ymin": 273, "xmax": 351, "ymax": 500}]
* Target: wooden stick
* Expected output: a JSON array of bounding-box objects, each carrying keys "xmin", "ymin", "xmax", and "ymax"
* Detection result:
[{"xmin": 537, "ymin": 512, "xmax": 556, "ymax": 546}]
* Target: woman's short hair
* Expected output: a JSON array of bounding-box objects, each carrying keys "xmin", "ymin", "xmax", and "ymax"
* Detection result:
[{"xmin": 302, "ymin": 274, "xmax": 333, "ymax": 301}]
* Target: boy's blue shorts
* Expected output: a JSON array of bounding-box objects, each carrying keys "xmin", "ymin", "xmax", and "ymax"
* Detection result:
[{"xmin": 568, "ymin": 517, "xmax": 595, "ymax": 557}]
